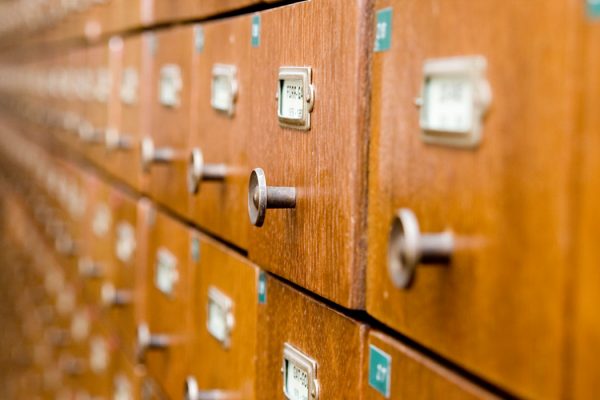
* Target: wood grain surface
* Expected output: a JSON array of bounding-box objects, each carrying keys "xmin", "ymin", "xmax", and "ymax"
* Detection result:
[
  {"xmin": 186, "ymin": 232, "xmax": 259, "ymax": 399},
  {"xmin": 146, "ymin": 26, "xmax": 194, "ymax": 218},
  {"xmin": 256, "ymin": 274, "xmax": 367, "ymax": 399},
  {"xmin": 366, "ymin": 0, "xmax": 583, "ymax": 398},
  {"xmin": 365, "ymin": 330, "xmax": 497, "ymax": 399},
  {"xmin": 188, "ymin": 16, "xmax": 252, "ymax": 250},
  {"xmin": 247, "ymin": 0, "xmax": 373, "ymax": 309},
  {"xmin": 572, "ymin": 8, "xmax": 600, "ymax": 400},
  {"xmin": 140, "ymin": 207, "xmax": 192, "ymax": 398}
]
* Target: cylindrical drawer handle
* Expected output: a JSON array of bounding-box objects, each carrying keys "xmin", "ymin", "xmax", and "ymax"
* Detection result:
[
  {"xmin": 78, "ymin": 121, "xmax": 105, "ymax": 144},
  {"xmin": 247, "ymin": 168, "xmax": 296, "ymax": 227},
  {"xmin": 47, "ymin": 327, "xmax": 70, "ymax": 347},
  {"xmin": 140, "ymin": 137, "xmax": 179, "ymax": 171},
  {"xmin": 185, "ymin": 377, "xmax": 240, "ymax": 400},
  {"xmin": 105, "ymin": 128, "xmax": 132, "ymax": 151},
  {"xmin": 55, "ymin": 233, "xmax": 78, "ymax": 257},
  {"xmin": 136, "ymin": 323, "xmax": 170, "ymax": 362},
  {"xmin": 62, "ymin": 356, "xmax": 85, "ymax": 376},
  {"xmin": 78, "ymin": 257, "xmax": 103, "ymax": 279},
  {"xmin": 187, "ymin": 148, "xmax": 227, "ymax": 194},
  {"xmin": 101, "ymin": 282, "xmax": 132, "ymax": 307},
  {"xmin": 388, "ymin": 208, "xmax": 454, "ymax": 288}
]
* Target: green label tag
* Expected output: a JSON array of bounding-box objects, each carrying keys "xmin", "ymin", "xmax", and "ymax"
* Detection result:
[
  {"xmin": 257, "ymin": 271, "xmax": 267, "ymax": 304},
  {"xmin": 588, "ymin": 0, "xmax": 600, "ymax": 18},
  {"xmin": 374, "ymin": 8, "xmax": 392, "ymax": 52},
  {"xmin": 369, "ymin": 345, "xmax": 391, "ymax": 398},
  {"xmin": 251, "ymin": 14, "xmax": 261, "ymax": 47},
  {"xmin": 191, "ymin": 237, "xmax": 200, "ymax": 263}
]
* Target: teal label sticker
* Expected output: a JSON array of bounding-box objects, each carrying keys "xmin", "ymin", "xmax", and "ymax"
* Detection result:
[
  {"xmin": 257, "ymin": 271, "xmax": 267, "ymax": 304},
  {"xmin": 191, "ymin": 237, "xmax": 200, "ymax": 263},
  {"xmin": 374, "ymin": 7, "xmax": 392, "ymax": 52},
  {"xmin": 251, "ymin": 14, "xmax": 261, "ymax": 47},
  {"xmin": 369, "ymin": 345, "xmax": 391, "ymax": 398},
  {"xmin": 588, "ymin": 0, "xmax": 600, "ymax": 18},
  {"xmin": 194, "ymin": 25, "xmax": 204, "ymax": 53}
]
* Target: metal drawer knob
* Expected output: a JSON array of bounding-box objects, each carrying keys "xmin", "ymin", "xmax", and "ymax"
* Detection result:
[
  {"xmin": 101, "ymin": 282, "xmax": 132, "ymax": 307},
  {"xmin": 55, "ymin": 233, "xmax": 78, "ymax": 257},
  {"xmin": 140, "ymin": 137, "xmax": 181, "ymax": 171},
  {"xmin": 78, "ymin": 121, "xmax": 105, "ymax": 144},
  {"xmin": 187, "ymin": 148, "xmax": 227, "ymax": 194},
  {"xmin": 46, "ymin": 327, "xmax": 70, "ymax": 347},
  {"xmin": 248, "ymin": 168, "xmax": 296, "ymax": 227},
  {"xmin": 78, "ymin": 257, "xmax": 103, "ymax": 279},
  {"xmin": 184, "ymin": 377, "xmax": 239, "ymax": 400},
  {"xmin": 388, "ymin": 208, "xmax": 454, "ymax": 288},
  {"xmin": 105, "ymin": 128, "xmax": 132, "ymax": 151},
  {"xmin": 62, "ymin": 356, "xmax": 85, "ymax": 376},
  {"xmin": 136, "ymin": 323, "xmax": 170, "ymax": 362}
]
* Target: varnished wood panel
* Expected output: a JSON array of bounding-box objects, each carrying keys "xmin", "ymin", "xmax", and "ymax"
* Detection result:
[
  {"xmin": 186, "ymin": 233, "xmax": 258, "ymax": 399},
  {"xmin": 140, "ymin": 207, "xmax": 191, "ymax": 398},
  {"xmin": 256, "ymin": 274, "xmax": 367, "ymax": 399},
  {"xmin": 366, "ymin": 1, "xmax": 582, "ymax": 398},
  {"xmin": 103, "ymin": 186, "xmax": 140, "ymax": 355},
  {"xmin": 82, "ymin": 43, "xmax": 110, "ymax": 169},
  {"xmin": 188, "ymin": 17, "xmax": 252, "ymax": 250},
  {"xmin": 248, "ymin": 0, "xmax": 373, "ymax": 309},
  {"xmin": 108, "ymin": 33, "xmax": 151, "ymax": 192},
  {"xmin": 572, "ymin": 9, "xmax": 600, "ymax": 400},
  {"xmin": 151, "ymin": 0, "xmax": 278, "ymax": 24},
  {"xmin": 146, "ymin": 26, "xmax": 194, "ymax": 217},
  {"xmin": 365, "ymin": 331, "xmax": 495, "ymax": 399}
]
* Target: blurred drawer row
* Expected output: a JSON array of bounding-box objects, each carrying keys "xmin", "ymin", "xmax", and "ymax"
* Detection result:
[
  {"xmin": 0, "ymin": 0, "xmax": 596, "ymax": 398},
  {"xmin": 0, "ymin": 0, "xmax": 286, "ymax": 45},
  {"xmin": 0, "ymin": 145, "xmax": 494, "ymax": 400}
]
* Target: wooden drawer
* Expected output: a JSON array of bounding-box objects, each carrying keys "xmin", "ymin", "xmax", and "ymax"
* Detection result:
[
  {"xmin": 572, "ymin": 6, "xmax": 600, "ymax": 399},
  {"xmin": 80, "ymin": 43, "xmax": 110, "ymax": 167},
  {"xmin": 188, "ymin": 17, "xmax": 252, "ymax": 250},
  {"xmin": 144, "ymin": 26, "xmax": 194, "ymax": 217},
  {"xmin": 247, "ymin": 0, "xmax": 372, "ymax": 309},
  {"xmin": 99, "ymin": 186, "xmax": 140, "ymax": 354},
  {"xmin": 364, "ymin": 331, "xmax": 495, "ymax": 399},
  {"xmin": 366, "ymin": 1, "xmax": 581, "ymax": 398},
  {"xmin": 106, "ymin": 33, "xmax": 152, "ymax": 192},
  {"xmin": 78, "ymin": 173, "xmax": 114, "ymax": 304},
  {"xmin": 150, "ymin": 0, "xmax": 276, "ymax": 24},
  {"xmin": 256, "ymin": 274, "xmax": 367, "ymax": 399},
  {"xmin": 109, "ymin": 0, "xmax": 145, "ymax": 34},
  {"xmin": 185, "ymin": 233, "xmax": 259, "ymax": 399},
  {"xmin": 135, "ymin": 207, "xmax": 191, "ymax": 398}
]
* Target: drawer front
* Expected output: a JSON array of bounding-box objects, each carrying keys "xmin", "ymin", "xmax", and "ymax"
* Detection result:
[
  {"xmin": 138, "ymin": 207, "xmax": 191, "ymax": 398},
  {"xmin": 188, "ymin": 17, "xmax": 252, "ymax": 250},
  {"xmin": 573, "ymin": 10, "xmax": 600, "ymax": 400},
  {"xmin": 256, "ymin": 274, "xmax": 367, "ymax": 399},
  {"xmin": 81, "ymin": 43, "xmax": 110, "ymax": 167},
  {"xmin": 185, "ymin": 233, "xmax": 258, "ymax": 399},
  {"xmin": 150, "ymin": 0, "xmax": 194, "ymax": 24},
  {"xmin": 366, "ymin": 1, "xmax": 579, "ymax": 398},
  {"xmin": 101, "ymin": 186, "xmax": 140, "ymax": 353},
  {"xmin": 110, "ymin": 33, "xmax": 151, "ymax": 192},
  {"xmin": 145, "ymin": 26, "xmax": 194, "ymax": 217},
  {"xmin": 110, "ymin": 0, "xmax": 144, "ymax": 34},
  {"xmin": 247, "ymin": 0, "xmax": 372, "ymax": 309},
  {"xmin": 364, "ymin": 331, "xmax": 495, "ymax": 399},
  {"xmin": 79, "ymin": 173, "xmax": 114, "ymax": 304}
]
